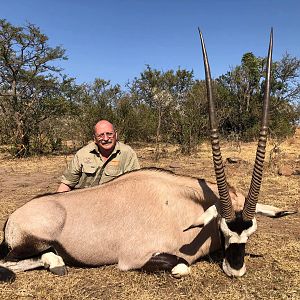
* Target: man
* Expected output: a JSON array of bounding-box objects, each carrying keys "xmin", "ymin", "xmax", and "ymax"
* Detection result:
[{"xmin": 57, "ymin": 120, "xmax": 140, "ymax": 192}]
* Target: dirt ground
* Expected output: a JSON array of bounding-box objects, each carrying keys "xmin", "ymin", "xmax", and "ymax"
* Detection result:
[{"xmin": 0, "ymin": 130, "xmax": 299, "ymax": 300}]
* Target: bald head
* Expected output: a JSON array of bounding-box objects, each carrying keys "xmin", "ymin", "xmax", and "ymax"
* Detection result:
[{"xmin": 94, "ymin": 120, "xmax": 115, "ymax": 134}]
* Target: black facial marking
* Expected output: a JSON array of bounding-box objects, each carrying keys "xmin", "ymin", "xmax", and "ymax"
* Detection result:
[
  {"xmin": 225, "ymin": 243, "xmax": 246, "ymax": 270},
  {"xmin": 227, "ymin": 212, "xmax": 253, "ymax": 234},
  {"xmin": 220, "ymin": 230, "xmax": 225, "ymax": 256},
  {"xmin": 220, "ymin": 212, "xmax": 254, "ymax": 270}
]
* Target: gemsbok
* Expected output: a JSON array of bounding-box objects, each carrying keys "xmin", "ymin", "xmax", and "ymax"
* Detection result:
[{"xmin": 0, "ymin": 29, "xmax": 297, "ymax": 282}]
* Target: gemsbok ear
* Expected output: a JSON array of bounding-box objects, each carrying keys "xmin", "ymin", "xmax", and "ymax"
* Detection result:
[
  {"xmin": 184, "ymin": 205, "xmax": 218, "ymax": 231},
  {"xmin": 256, "ymin": 203, "xmax": 297, "ymax": 218}
]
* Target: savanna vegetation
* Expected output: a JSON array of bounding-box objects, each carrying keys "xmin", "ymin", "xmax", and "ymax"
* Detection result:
[{"xmin": 0, "ymin": 19, "xmax": 300, "ymax": 158}]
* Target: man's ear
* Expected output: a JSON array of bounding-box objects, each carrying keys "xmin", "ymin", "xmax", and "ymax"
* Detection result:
[{"xmin": 115, "ymin": 131, "xmax": 118, "ymax": 140}]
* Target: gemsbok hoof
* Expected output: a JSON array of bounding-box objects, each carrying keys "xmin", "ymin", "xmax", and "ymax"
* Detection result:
[
  {"xmin": 171, "ymin": 263, "xmax": 191, "ymax": 278},
  {"xmin": 0, "ymin": 267, "xmax": 16, "ymax": 283},
  {"xmin": 50, "ymin": 266, "xmax": 67, "ymax": 276}
]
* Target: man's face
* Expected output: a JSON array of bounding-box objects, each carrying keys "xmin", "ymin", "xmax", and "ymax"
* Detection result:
[{"xmin": 94, "ymin": 122, "xmax": 117, "ymax": 154}]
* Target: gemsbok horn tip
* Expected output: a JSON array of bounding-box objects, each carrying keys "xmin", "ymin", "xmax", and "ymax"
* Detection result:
[
  {"xmin": 243, "ymin": 29, "xmax": 273, "ymax": 221},
  {"xmin": 198, "ymin": 29, "xmax": 235, "ymax": 222}
]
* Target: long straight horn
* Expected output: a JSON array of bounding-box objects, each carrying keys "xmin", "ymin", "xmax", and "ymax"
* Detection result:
[
  {"xmin": 198, "ymin": 28, "xmax": 235, "ymax": 222},
  {"xmin": 243, "ymin": 28, "xmax": 273, "ymax": 221}
]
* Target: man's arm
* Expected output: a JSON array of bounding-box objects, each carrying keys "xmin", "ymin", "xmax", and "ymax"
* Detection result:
[
  {"xmin": 57, "ymin": 182, "xmax": 72, "ymax": 193},
  {"xmin": 57, "ymin": 152, "xmax": 82, "ymax": 192}
]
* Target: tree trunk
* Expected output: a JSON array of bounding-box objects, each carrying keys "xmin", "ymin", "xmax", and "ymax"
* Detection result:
[{"xmin": 155, "ymin": 107, "xmax": 162, "ymax": 161}]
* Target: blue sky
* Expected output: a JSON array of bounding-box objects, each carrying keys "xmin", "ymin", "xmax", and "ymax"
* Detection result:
[{"xmin": 1, "ymin": 0, "xmax": 300, "ymax": 88}]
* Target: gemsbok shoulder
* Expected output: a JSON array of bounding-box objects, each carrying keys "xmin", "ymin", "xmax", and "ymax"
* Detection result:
[{"xmin": 0, "ymin": 29, "xmax": 297, "ymax": 282}]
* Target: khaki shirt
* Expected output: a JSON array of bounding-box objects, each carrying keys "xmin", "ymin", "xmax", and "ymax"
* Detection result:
[{"xmin": 61, "ymin": 141, "xmax": 140, "ymax": 188}]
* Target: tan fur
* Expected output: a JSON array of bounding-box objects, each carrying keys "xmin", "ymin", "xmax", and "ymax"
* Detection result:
[{"xmin": 3, "ymin": 169, "xmax": 244, "ymax": 271}]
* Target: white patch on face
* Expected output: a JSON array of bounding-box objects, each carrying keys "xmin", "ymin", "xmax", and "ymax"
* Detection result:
[
  {"xmin": 220, "ymin": 217, "xmax": 257, "ymax": 249},
  {"xmin": 222, "ymin": 259, "xmax": 246, "ymax": 277},
  {"xmin": 171, "ymin": 263, "xmax": 191, "ymax": 278}
]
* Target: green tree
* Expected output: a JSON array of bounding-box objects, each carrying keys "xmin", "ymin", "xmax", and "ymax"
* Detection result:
[
  {"xmin": 114, "ymin": 94, "xmax": 156, "ymax": 143},
  {"xmin": 71, "ymin": 78, "xmax": 122, "ymax": 143},
  {"xmin": 0, "ymin": 19, "xmax": 70, "ymax": 156},
  {"xmin": 270, "ymin": 53, "xmax": 300, "ymax": 136},
  {"xmin": 128, "ymin": 66, "xmax": 194, "ymax": 157},
  {"xmin": 273, "ymin": 53, "xmax": 300, "ymax": 102},
  {"xmin": 217, "ymin": 52, "xmax": 300, "ymax": 140},
  {"xmin": 176, "ymin": 80, "xmax": 208, "ymax": 154}
]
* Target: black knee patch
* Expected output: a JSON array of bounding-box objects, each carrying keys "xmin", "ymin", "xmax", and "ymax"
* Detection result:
[
  {"xmin": 0, "ymin": 267, "xmax": 16, "ymax": 283},
  {"xmin": 0, "ymin": 241, "xmax": 10, "ymax": 260},
  {"xmin": 142, "ymin": 253, "xmax": 188, "ymax": 273}
]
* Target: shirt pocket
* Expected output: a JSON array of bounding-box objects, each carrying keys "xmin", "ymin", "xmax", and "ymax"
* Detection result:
[
  {"xmin": 104, "ymin": 165, "xmax": 122, "ymax": 177},
  {"xmin": 77, "ymin": 164, "xmax": 99, "ymax": 188},
  {"xmin": 82, "ymin": 164, "xmax": 98, "ymax": 175}
]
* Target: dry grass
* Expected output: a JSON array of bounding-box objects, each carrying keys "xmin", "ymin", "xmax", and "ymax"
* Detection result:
[{"xmin": 0, "ymin": 129, "xmax": 299, "ymax": 299}]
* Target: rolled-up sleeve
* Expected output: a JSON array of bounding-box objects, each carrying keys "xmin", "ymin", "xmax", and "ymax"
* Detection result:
[{"xmin": 61, "ymin": 153, "xmax": 82, "ymax": 188}]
